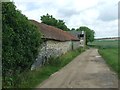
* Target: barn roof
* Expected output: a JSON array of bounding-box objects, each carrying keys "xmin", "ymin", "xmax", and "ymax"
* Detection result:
[{"xmin": 30, "ymin": 20, "xmax": 79, "ymax": 41}]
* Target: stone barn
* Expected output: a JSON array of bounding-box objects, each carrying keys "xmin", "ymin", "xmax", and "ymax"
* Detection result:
[{"xmin": 30, "ymin": 20, "xmax": 81, "ymax": 70}]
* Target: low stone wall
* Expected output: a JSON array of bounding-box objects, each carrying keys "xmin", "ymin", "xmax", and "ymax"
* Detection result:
[{"xmin": 31, "ymin": 40, "xmax": 80, "ymax": 70}]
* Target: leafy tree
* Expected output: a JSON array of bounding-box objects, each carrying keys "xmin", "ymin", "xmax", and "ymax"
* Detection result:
[
  {"xmin": 77, "ymin": 26, "xmax": 95, "ymax": 45},
  {"xmin": 41, "ymin": 13, "xmax": 70, "ymax": 31},
  {"xmin": 71, "ymin": 28, "xmax": 76, "ymax": 31},
  {"xmin": 2, "ymin": 2, "xmax": 42, "ymax": 87}
]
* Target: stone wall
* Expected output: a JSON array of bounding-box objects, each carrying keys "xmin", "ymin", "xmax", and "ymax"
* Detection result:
[
  {"xmin": 31, "ymin": 40, "xmax": 80, "ymax": 70},
  {"xmin": 72, "ymin": 41, "xmax": 80, "ymax": 50},
  {"xmin": 46, "ymin": 40, "xmax": 72, "ymax": 55}
]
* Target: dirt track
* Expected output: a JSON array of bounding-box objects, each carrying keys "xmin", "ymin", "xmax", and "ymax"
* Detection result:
[{"xmin": 37, "ymin": 48, "xmax": 118, "ymax": 88}]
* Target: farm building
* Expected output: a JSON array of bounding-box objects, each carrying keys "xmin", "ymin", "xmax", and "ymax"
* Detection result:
[
  {"xmin": 67, "ymin": 31, "xmax": 86, "ymax": 47},
  {"xmin": 30, "ymin": 20, "xmax": 85, "ymax": 70}
]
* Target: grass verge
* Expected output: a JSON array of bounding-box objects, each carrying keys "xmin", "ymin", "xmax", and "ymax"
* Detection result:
[
  {"xmin": 89, "ymin": 40, "xmax": 119, "ymax": 78},
  {"xmin": 17, "ymin": 47, "xmax": 85, "ymax": 88},
  {"xmin": 98, "ymin": 48, "xmax": 119, "ymax": 78}
]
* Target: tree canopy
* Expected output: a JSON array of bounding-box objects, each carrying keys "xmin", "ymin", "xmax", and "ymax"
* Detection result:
[
  {"xmin": 41, "ymin": 13, "xmax": 70, "ymax": 31},
  {"xmin": 76, "ymin": 26, "xmax": 95, "ymax": 45},
  {"xmin": 71, "ymin": 28, "xmax": 76, "ymax": 31}
]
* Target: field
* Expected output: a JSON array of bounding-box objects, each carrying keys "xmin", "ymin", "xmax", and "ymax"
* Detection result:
[
  {"xmin": 88, "ymin": 40, "xmax": 119, "ymax": 77},
  {"xmin": 88, "ymin": 40, "xmax": 118, "ymax": 48}
]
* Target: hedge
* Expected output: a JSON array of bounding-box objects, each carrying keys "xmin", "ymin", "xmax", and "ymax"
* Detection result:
[{"xmin": 2, "ymin": 2, "xmax": 42, "ymax": 88}]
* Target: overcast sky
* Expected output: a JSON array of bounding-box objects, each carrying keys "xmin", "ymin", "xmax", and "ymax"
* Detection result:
[{"xmin": 12, "ymin": 0, "xmax": 119, "ymax": 38}]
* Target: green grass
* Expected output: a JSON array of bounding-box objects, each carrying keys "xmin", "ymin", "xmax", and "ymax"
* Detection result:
[
  {"xmin": 89, "ymin": 40, "xmax": 119, "ymax": 77},
  {"xmin": 19, "ymin": 65, "xmax": 59, "ymax": 88},
  {"xmin": 88, "ymin": 40, "xmax": 118, "ymax": 48},
  {"xmin": 16, "ymin": 47, "xmax": 85, "ymax": 88},
  {"xmin": 98, "ymin": 48, "xmax": 119, "ymax": 75}
]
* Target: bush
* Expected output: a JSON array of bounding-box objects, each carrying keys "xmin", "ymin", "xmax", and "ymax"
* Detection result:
[{"xmin": 2, "ymin": 2, "xmax": 42, "ymax": 88}]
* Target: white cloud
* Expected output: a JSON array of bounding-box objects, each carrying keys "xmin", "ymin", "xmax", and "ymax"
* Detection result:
[
  {"xmin": 12, "ymin": 0, "xmax": 119, "ymax": 38},
  {"xmin": 92, "ymin": 19, "xmax": 118, "ymax": 38}
]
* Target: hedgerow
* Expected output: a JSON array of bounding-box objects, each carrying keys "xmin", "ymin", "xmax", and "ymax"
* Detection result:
[{"xmin": 2, "ymin": 2, "xmax": 42, "ymax": 87}]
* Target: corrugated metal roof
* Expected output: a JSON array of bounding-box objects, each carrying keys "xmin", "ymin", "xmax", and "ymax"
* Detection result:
[{"xmin": 30, "ymin": 20, "xmax": 79, "ymax": 41}]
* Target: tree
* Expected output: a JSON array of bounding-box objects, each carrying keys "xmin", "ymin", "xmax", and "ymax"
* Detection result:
[
  {"xmin": 2, "ymin": 2, "xmax": 42, "ymax": 87},
  {"xmin": 41, "ymin": 13, "xmax": 70, "ymax": 31},
  {"xmin": 77, "ymin": 26, "xmax": 95, "ymax": 45},
  {"xmin": 71, "ymin": 28, "xmax": 76, "ymax": 31}
]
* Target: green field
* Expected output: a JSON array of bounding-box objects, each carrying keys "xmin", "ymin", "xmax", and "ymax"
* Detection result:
[
  {"xmin": 89, "ymin": 40, "xmax": 119, "ymax": 77},
  {"xmin": 88, "ymin": 40, "xmax": 118, "ymax": 48}
]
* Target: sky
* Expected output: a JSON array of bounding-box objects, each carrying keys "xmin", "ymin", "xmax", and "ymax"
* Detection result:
[{"xmin": 12, "ymin": 0, "xmax": 119, "ymax": 38}]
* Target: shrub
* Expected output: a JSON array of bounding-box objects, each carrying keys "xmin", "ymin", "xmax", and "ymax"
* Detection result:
[{"xmin": 2, "ymin": 2, "xmax": 42, "ymax": 87}]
